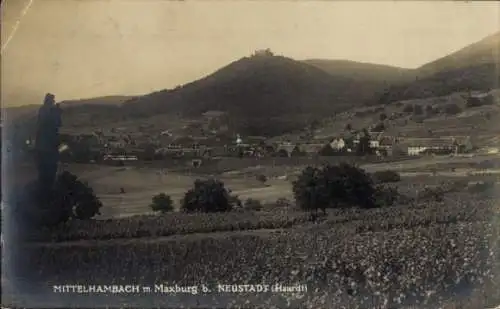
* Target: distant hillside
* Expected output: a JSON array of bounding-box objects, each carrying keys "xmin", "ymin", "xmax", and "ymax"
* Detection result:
[
  {"xmin": 5, "ymin": 95, "xmax": 132, "ymax": 121},
  {"xmin": 121, "ymin": 55, "xmax": 384, "ymax": 135},
  {"xmin": 59, "ymin": 95, "xmax": 133, "ymax": 107},
  {"xmin": 4, "ymin": 95, "xmax": 134, "ymax": 134},
  {"xmin": 417, "ymin": 31, "xmax": 500, "ymax": 77},
  {"xmin": 9, "ymin": 33, "xmax": 499, "ymax": 137},
  {"xmin": 376, "ymin": 32, "xmax": 500, "ymax": 104},
  {"xmin": 302, "ymin": 59, "xmax": 414, "ymax": 84}
]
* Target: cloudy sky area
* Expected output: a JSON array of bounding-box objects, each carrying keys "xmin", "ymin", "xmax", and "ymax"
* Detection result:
[{"xmin": 1, "ymin": 0, "xmax": 499, "ymax": 106}]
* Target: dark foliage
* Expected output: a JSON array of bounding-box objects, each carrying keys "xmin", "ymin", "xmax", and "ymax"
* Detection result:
[
  {"xmin": 243, "ymin": 198, "xmax": 263, "ymax": 211},
  {"xmin": 35, "ymin": 98, "xmax": 62, "ymax": 191},
  {"xmin": 291, "ymin": 146, "xmax": 306, "ymax": 157},
  {"xmin": 256, "ymin": 174, "xmax": 267, "ymax": 184},
  {"xmin": 372, "ymin": 170, "xmax": 401, "ymax": 183},
  {"xmin": 181, "ymin": 179, "xmax": 232, "ymax": 213},
  {"xmin": 292, "ymin": 163, "xmax": 376, "ymax": 213},
  {"xmin": 468, "ymin": 181, "xmax": 496, "ymax": 195},
  {"xmin": 150, "ymin": 193, "xmax": 174, "ymax": 213},
  {"xmin": 443, "ymin": 103, "xmax": 463, "ymax": 115},
  {"xmin": 373, "ymin": 185, "xmax": 400, "ymax": 207},
  {"xmin": 413, "ymin": 116, "xmax": 425, "ymax": 124},
  {"xmin": 319, "ymin": 144, "xmax": 343, "ymax": 156},
  {"xmin": 477, "ymin": 160, "xmax": 496, "ymax": 170},
  {"xmin": 371, "ymin": 122, "xmax": 385, "ymax": 132},
  {"xmin": 13, "ymin": 171, "xmax": 102, "ymax": 228},
  {"xmin": 418, "ymin": 186, "xmax": 445, "ymax": 202},
  {"xmin": 425, "ymin": 105, "xmax": 437, "ymax": 116},
  {"xmin": 375, "ymin": 63, "xmax": 499, "ymax": 103},
  {"xmin": 466, "ymin": 94, "xmax": 494, "ymax": 108},
  {"xmin": 52, "ymin": 171, "xmax": 103, "ymax": 221},
  {"xmin": 356, "ymin": 131, "xmax": 373, "ymax": 156},
  {"xmin": 466, "ymin": 96, "xmax": 482, "ymax": 108},
  {"xmin": 403, "ymin": 104, "xmax": 414, "ymax": 113},
  {"xmin": 277, "ymin": 149, "xmax": 289, "ymax": 157},
  {"xmin": 67, "ymin": 140, "xmax": 93, "ymax": 163},
  {"xmin": 275, "ymin": 197, "xmax": 293, "ymax": 208},
  {"xmin": 412, "ymin": 105, "xmax": 424, "ymax": 115}
]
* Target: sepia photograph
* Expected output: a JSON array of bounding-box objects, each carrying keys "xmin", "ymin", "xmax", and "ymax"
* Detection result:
[{"xmin": 1, "ymin": 0, "xmax": 500, "ymax": 308}]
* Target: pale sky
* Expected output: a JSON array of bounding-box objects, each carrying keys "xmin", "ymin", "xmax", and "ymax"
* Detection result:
[{"xmin": 1, "ymin": 0, "xmax": 499, "ymax": 107}]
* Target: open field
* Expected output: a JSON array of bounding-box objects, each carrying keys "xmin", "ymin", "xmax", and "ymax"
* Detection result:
[
  {"xmin": 4, "ymin": 154, "xmax": 500, "ymax": 308},
  {"xmin": 52, "ymin": 154, "xmax": 500, "ymax": 219}
]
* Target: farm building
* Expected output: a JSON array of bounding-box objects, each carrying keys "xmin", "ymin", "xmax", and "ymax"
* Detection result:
[
  {"xmin": 400, "ymin": 138, "xmax": 457, "ymax": 156},
  {"xmin": 103, "ymin": 154, "xmax": 138, "ymax": 161},
  {"xmin": 329, "ymin": 138, "xmax": 346, "ymax": 151},
  {"xmin": 378, "ymin": 137, "xmax": 396, "ymax": 156},
  {"xmin": 276, "ymin": 143, "xmax": 296, "ymax": 157},
  {"xmin": 370, "ymin": 140, "xmax": 380, "ymax": 148}
]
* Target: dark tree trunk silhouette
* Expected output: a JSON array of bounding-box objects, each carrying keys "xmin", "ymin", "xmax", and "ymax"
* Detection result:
[{"xmin": 34, "ymin": 94, "xmax": 62, "ymax": 201}]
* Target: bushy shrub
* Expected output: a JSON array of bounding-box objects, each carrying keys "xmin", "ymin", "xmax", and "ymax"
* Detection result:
[
  {"xmin": 244, "ymin": 198, "xmax": 263, "ymax": 211},
  {"xmin": 466, "ymin": 95, "xmax": 494, "ymax": 108},
  {"xmin": 418, "ymin": 186, "xmax": 445, "ymax": 202},
  {"xmin": 372, "ymin": 170, "xmax": 401, "ymax": 183},
  {"xmin": 292, "ymin": 163, "xmax": 376, "ymax": 213},
  {"xmin": 403, "ymin": 104, "xmax": 414, "ymax": 113},
  {"xmin": 443, "ymin": 103, "xmax": 462, "ymax": 115},
  {"xmin": 15, "ymin": 171, "xmax": 103, "ymax": 228},
  {"xmin": 413, "ymin": 105, "xmax": 424, "ymax": 115},
  {"xmin": 181, "ymin": 179, "xmax": 232, "ymax": 213},
  {"xmin": 319, "ymin": 144, "xmax": 337, "ymax": 156},
  {"xmin": 52, "ymin": 171, "xmax": 103, "ymax": 221},
  {"xmin": 276, "ymin": 197, "xmax": 292, "ymax": 208},
  {"xmin": 466, "ymin": 96, "xmax": 482, "ymax": 108},
  {"xmin": 477, "ymin": 160, "xmax": 495, "ymax": 170},
  {"xmin": 256, "ymin": 174, "xmax": 267, "ymax": 184},
  {"xmin": 373, "ymin": 185, "xmax": 399, "ymax": 207},
  {"xmin": 150, "ymin": 193, "xmax": 174, "ymax": 213},
  {"xmin": 467, "ymin": 181, "xmax": 496, "ymax": 194},
  {"xmin": 425, "ymin": 105, "xmax": 436, "ymax": 115},
  {"xmin": 371, "ymin": 122, "xmax": 385, "ymax": 132}
]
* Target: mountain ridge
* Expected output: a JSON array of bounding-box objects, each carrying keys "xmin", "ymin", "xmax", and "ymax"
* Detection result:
[
  {"xmin": 6, "ymin": 32, "xmax": 500, "ymax": 136},
  {"xmin": 416, "ymin": 31, "xmax": 500, "ymax": 77},
  {"xmin": 117, "ymin": 54, "xmax": 387, "ymax": 135}
]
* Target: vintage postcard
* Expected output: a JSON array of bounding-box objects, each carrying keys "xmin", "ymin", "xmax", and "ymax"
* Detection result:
[{"xmin": 1, "ymin": 0, "xmax": 499, "ymax": 308}]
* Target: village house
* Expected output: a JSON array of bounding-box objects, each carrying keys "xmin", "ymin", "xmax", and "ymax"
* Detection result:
[
  {"xmin": 454, "ymin": 136, "xmax": 474, "ymax": 154},
  {"xmin": 275, "ymin": 143, "xmax": 296, "ymax": 157},
  {"xmin": 378, "ymin": 137, "xmax": 396, "ymax": 156},
  {"xmin": 329, "ymin": 138, "xmax": 346, "ymax": 151},
  {"xmin": 483, "ymin": 147, "xmax": 499, "ymax": 154},
  {"xmin": 401, "ymin": 137, "xmax": 458, "ymax": 156},
  {"xmin": 369, "ymin": 140, "xmax": 379, "ymax": 148},
  {"xmin": 103, "ymin": 154, "xmax": 138, "ymax": 161}
]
